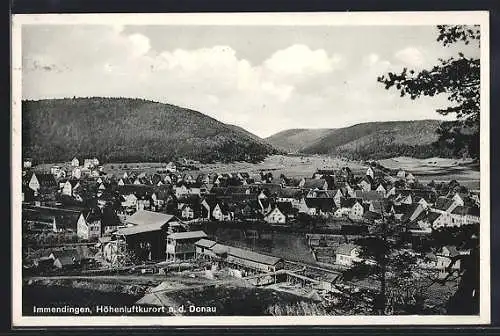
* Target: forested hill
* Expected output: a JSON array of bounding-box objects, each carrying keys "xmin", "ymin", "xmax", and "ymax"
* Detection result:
[
  {"xmin": 265, "ymin": 128, "xmax": 335, "ymax": 153},
  {"xmin": 267, "ymin": 120, "xmax": 457, "ymax": 160},
  {"xmin": 22, "ymin": 97, "xmax": 278, "ymax": 163}
]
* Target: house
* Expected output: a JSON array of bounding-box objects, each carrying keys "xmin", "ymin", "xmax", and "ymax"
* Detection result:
[
  {"xmin": 121, "ymin": 193, "xmax": 138, "ymax": 210},
  {"xmin": 335, "ymin": 244, "xmax": 361, "ymax": 267},
  {"xmin": 179, "ymin": 203, "xmax": 202, "ymax": 220},
  {"xmin": 385, "ymin": 186, "xmax": 396, "ymax": 198},
  {"xmin": 175, "ymin": 182, "xmax": 205, "ymax": 197},
  {"xmin": 366, "ymin": 167, "xmax": 375, "ymax": 179},
  {"xmin": 83, "ymin": 159, "xmax": 96, "ymax": 169},
  {"xmin": 166, "ymin": 230, "xmax": 208, "ymax": 261},
  {"xmin": 304, "ymin": 198, "xmax": 336, "ymax": 216},
  {"xmin": 61, "ymin": 180, "xmax": 80, "ymax": 197},
  {"xmin": 23, "ymin": 205, "xmax": 86, "ymax": 233},
  {"xmin": 276, "ymin": 188, "xmax": 303, "ymax": 207},
  {"xmin": 212, "ymin": 202, "xmax": 232, "ymax": 221},
  {"xmin": 433, "ymin": 196, "xmax": 463, "ymax": 213},
  {"xmin": 195, "ymin": 238, "xmax": 217, "ymax": 259},
  {"xmin": 50, "ymin": 165, "xmax": 62, "ymax": 177},
  {"xmin": 71, "ymin": 157, "xmax": 80, "ymax": 167},
  {"xmin": 344, "ymin": 183, "xmax": 356, "ymax": 198},
  {"xmin": 117, "ymin": 178, "xmax": 131, "ymax": 186},
  {"xmin": 263, "ymin": 202, "xmax": 296, "ymax": 224},
  {"xmin": 300, "ymin": 178, "xmax": 328, "ymax": 190},
  {"xmin": 396, "ymin": 169, "xmax": 406, "ymax": 179},
  {"xmin": 407, "ymin": 202, "xmax": 428, "ymax": 221},
  {"xmin": 363, "ymin": 210, "xmax": 382, "ymax": 223},
  {"xmin": 357, "ymin": 176, "xmax": 373, "ymax": 192},
  {"xmin": 118, "ymin": 184, "xmax": 155, "ymax": 211},
  {"xmin": 23, "ymin": 158, "xmax": 33, "ymax": 169},
  {"xmin": 28, "ymin": 173, "xmax": 57, "ymax": 194},
  {"xmin": 237, "ymin": 200, "xmax": 264, "ymax": 220},
  {"xmin": 72, "ymin": 167, "xmax": 82, "ymax": 180},
  {"xmin": 375, "ymin": 184, "xmax": 386, "ymax": 195},
  {"xmin": 340, "ymin": 198, "xmax": 364, "ymax": 221},
  {"xmin": 407, "ymin": 212, "xmax": 433, "ymax": 235},
  {"xmin": 354, "ymin": 190, "xmax": 384, "ymax": 203},
  {"xmin": 51, "ymin": 250, "xmax": 82, "ymax": 269},
  {"xmin": 436, "ymin": 246, "xmax": 464, "ymax": 272},
  {"xmin": 22, "ymin": 185, "xmax": 35, "ymax": 202},
  {"xmin": 406, "ymin": 173, "xmax": 416, "ymax": 183},
  {"xmin": 78, "ymin": 210, "xmax": 101, "ymax": 241},
  {"xmin": 115, "ymin": 211, "xmax": 183, "ymax": 260},
  {"xmin": 202, "ymin": 243, "xmax": 284, "ymax": 273},
  {"xmin": 451, "ymin": 206, "xmax": 480, "ymax": 225},
  {"xmin": 165, "ymin": 162, "xmax": 177, "ymax": 173},
  {"xmin": 428, "ymin": 211, "xmax": 453, "ymax": 229}
]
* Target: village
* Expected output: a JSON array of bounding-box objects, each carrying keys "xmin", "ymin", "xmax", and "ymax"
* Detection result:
[{"xmin": 21, "ymin": 155, "xmax": 481, "ymax": 315}]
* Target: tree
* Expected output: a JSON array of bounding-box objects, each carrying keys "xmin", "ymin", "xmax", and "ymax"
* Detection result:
[
  {"xmin": 377, "ymin": 25, "xmax": 480, "ymax": 159},
  {"xmin": 342, "ymin": 212, "xmax": 438, "ymax": 315}
]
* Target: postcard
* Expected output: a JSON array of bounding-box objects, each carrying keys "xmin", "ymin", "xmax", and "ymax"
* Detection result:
[{"xmin": 11, "ymin": 11, "xmax": 490, "ymax": 326}]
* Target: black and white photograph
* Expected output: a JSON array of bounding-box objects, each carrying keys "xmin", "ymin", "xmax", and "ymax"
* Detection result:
[{"xmin": 11, "ymin": 12, "xmax": 490, "ymax": 326}]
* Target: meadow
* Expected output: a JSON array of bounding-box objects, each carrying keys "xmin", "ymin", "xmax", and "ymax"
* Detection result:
[{"xmin": 32, "ymin": 154, "xmax": 480, "ymax": 190}]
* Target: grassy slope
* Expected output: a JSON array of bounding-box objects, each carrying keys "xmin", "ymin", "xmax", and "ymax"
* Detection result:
[
  {"xmin": 269, "ymin": 120, "xmax": 447, "ymax": 159},
  {"xmin": 22, "ymin": 97, "xmax": 277, "ymax": 163},
  {"xmin": 265, "ymin": 128, "xmax": 335, "ymax": 153}
]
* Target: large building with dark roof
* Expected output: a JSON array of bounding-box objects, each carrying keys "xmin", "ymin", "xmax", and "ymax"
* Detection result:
[{"xmin": 115, "ymin": 210, "xmax": 183, "ymax": 261}]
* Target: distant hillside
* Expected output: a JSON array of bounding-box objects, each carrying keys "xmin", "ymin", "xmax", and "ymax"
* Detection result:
[
  {"xmin": 268, "ymin": 120, "xmax": 455, "ymax": 160},
  {"xmin": 22, "ymin": 97, "xmax": 278, "ymax": 164},
  {"xmin": 265, "ymin": 128, "xmax": 335, "ymax": 153},
  {"xmin": 225, "ymin": 124, "xmax": 267, "ymax": 144}
]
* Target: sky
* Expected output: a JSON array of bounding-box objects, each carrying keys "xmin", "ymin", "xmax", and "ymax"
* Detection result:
[{"xmin": 21, "ymin": 24, "xmax": 480, "ymax": 138}]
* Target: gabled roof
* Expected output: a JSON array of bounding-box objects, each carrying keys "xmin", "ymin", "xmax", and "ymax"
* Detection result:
[
  {"xmin": 51, "ymin": 247, "xmax": 89, "ymax": 261},
  {"xmin": 354, "ymin": 190, "xmax": 383, "ymax": 202},
  {"xmin": 23, "ymin": 206, "xmax": 83, "ymax": 230},
  {"xmin": 212, "ymin": 244, "xmax": 282, "ymax": 265},
  {"xmin": 363, "ymin": 210, "xmax": 382, "ymax": 221},
  {"xmin": 177, "ymin": 194, "xmax": 201, "ymax": 205},
  {"xmin": 125, "ymin": 210, "xmax": 175, "ymax": 227},
  {"xmin": 336, "ymin": 243, "xmax": 359, "ymax": 256},
  {"xmin": 118, "ymin": 184, "xmax": 154, "ymax": 197},
  {"xmin": 357, "ymin": 175, "xmax": 373, "ymax": 185},
  {"xmin": 117, "ymin": 223, "xmax": 165, "ymax": 236},
  {"xmin": 434, "ymin": 197, "xmax": 456, "ymax": 212},
  {"xmin": 315, "ymin": 169, "xmax": 337, "ymax": 176},
  {"xmin": 275, "ymin": 202, "xmax": 296, "ymax": 215},
  {"xmin": 167, "ymin": 230, "xmax": 207, "ymax": 240},
  {"xmin": 441, "ymin": 245, "xmax": 460, "ymax": 257},
  {"xmin": 33, "ymin": 173, "xmax": 57, "ymax": 187},
  {"xmin": 369, "ymin": 200, "xmax": 390, "ymax": 214},
  {"xmin": 285, "ymin": 177, "xmax": 302, "ymax": 187},
  {"xmin": 340, "ymin": 197, "xmax": 361, "ymax": 208},
  {"xmin": 451, "ymin": 205, "xmax": 480, "ymax": 216},
  {"xmin": 195, "ymin": 238, "xmax": 217, "ymax": 249},
  {"xmin": 308, "ymin": 189, "xmax": 337, "ymax": 198},
  {"xmin": 400, "ymin": 203, "xmax": 422, "ymax": 222},
  {"xmin": 277, "ymin": 188, "xmax": 303, "ymax": 198},
  {"xmin": 261, "ymin": 183, "xmax": 282, "ymax": 195},
  {"xmin": 302, "ymin": 178, "xmax": 327, "ymax": 190},
  {"xmin": 427, "ymin": 211, "xmax": 442, "ymax": 224},
  {"xmin": 305, "ymin": 197, "xmax": 335, "ymax": 211}
]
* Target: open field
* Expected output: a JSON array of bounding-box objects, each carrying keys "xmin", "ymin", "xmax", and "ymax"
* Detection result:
[
  {"xmin": 98, "ymin": 155, "xmax": 367, "ymax": 180},
  {"xmin": 31, "ymin": 154, "xmax": 480, "ymax": 190},
  {"xmin": 195, "ymin": 155, "xmax": 367, "ymax": 178},
  {"xmin": 377, "ymin": 156, "xmax": 480, "ymax": 190}
]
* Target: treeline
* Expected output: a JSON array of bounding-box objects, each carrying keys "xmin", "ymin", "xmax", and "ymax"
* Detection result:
[
  {"xmin": 331, "ymin": 143, "xmax": 456, "ymax": 161},
  {"xmin": 22, "ymin": 97, "xmax": 278, "ymax": 164}
]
